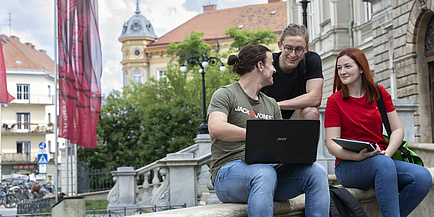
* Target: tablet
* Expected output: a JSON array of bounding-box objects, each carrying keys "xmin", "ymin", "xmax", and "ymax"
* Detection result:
[{"xmin": 332, "ymin": 138, "xmax": 377, "ymax": 152}]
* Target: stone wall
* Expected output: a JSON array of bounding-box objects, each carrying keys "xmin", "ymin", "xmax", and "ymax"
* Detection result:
[{"xmin": 368, "ymin": 0, "xmax": 434, "ymax": 142}]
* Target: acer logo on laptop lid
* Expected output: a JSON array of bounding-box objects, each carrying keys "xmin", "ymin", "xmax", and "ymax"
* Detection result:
[{"xmin": 245, "ymin": 119, "xmax": 320, "ymax": 164}]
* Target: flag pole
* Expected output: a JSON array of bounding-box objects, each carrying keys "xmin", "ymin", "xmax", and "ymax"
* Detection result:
[{"xmin": 54, "ymin": 0, "xmax": 59, "ymax": 203}]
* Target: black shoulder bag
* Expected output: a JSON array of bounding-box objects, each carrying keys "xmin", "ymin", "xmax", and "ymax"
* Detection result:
[{"xmin": 376, "ymin": 85, "xmax": 423, "ymax": 166}]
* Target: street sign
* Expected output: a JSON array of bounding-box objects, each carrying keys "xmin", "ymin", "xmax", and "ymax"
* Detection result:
[
  {"xmin": 37, "ymin": 154, "xmax": 48, "ymax": 164},
  {"xmin": 39, "ymin": 142, "xmax": 46, "ymax": 150},
  {"xmin": 39, "ymin": 164, "xmax": 47, "ymax": 173}
]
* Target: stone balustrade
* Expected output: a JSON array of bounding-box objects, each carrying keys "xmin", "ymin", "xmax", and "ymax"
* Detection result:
[{"xmin": 107, "ymin": 134, "xmax": 212, "ymax": 212}]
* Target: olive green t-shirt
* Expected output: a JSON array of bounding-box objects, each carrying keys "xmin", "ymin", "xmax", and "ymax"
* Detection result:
[{"xmin": 207, "ymin": 82, "xmax": 282, "ymax": 184}]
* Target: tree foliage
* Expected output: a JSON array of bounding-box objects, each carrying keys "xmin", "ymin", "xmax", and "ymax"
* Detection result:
[
  {"xmin": 225, "ymin": 26, "xmax": 279, "ymax": 52},
  {"xmin": 166, "ymin": 31, "xmax": 212, "ymax": 65}
]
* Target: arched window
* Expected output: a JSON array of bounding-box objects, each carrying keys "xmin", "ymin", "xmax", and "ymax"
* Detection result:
[{"xmin": 133, "ymin": 70, "xmax": 143, "ymax": 84}]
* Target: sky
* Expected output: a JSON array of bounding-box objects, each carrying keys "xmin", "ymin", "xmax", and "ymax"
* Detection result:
[{"xmin": 0, "ymin": 0, "xmax": 270, "ymax": 95}]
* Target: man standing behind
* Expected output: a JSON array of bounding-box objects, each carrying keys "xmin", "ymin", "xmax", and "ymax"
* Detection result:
[{"xmin": 262, "ymin": 23, "xmax": 323, "ymax": 119}]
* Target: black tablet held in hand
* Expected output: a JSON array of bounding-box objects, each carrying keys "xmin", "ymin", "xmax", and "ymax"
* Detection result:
[{"xmin": 332, "ymin": 138, "xmax": 377, "ymax": 152}]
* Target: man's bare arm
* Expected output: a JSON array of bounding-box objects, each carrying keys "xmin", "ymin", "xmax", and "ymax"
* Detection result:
[
  {"xmin": 277, "ymin": 78, "xmax": 324, "ymax": 110},
  {"xmin": 208, "ymin": 111, "xmax": 246, "ymax": 141}
]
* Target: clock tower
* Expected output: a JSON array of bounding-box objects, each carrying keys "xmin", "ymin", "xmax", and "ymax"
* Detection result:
[{"xmin": 119, "ymin": 0, "xmax": 158, "ymax": 87}]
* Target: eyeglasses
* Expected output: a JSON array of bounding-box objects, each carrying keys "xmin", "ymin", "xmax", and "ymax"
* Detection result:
[{"xmin": 281, "ymin": 43, "xmax": 306, "ymax": 56}]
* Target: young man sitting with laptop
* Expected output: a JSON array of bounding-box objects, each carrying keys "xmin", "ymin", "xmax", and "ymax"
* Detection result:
[{"xmin": 208, "ymin": 44, "xmax": 329, "ymax": 217}]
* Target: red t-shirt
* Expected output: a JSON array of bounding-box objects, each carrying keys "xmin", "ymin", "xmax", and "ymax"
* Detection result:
[{"xmin": 324, "ymin": 85, "xmax": 395, "ymax": 164}]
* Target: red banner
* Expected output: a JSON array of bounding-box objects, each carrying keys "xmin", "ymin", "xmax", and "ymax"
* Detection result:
[
  {"xmin": 0, "ymin": 40, "xmax": 15, "ymax": 103},
  {"xmin": 58, "ymin": 0, "xmax": 102, "ymax": 148}
]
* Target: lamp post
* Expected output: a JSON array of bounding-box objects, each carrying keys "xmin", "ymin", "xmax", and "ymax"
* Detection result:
[
  {"xmin": 297, "ymin": 0, "xmax": 310, "ymax": 28},
  {"xmin": 180, "ymin": 54, "xmax": 226, "ymax": 134}
]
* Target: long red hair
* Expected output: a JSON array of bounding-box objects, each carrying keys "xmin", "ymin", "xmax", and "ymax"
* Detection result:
[{"xmin": 333, "ymin": 48, "xmax": 379, "ymax": 103}]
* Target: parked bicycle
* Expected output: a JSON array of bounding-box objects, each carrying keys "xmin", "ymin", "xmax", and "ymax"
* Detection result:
[{"xmin": 0, "ymin": 184, "xmax": 18, "ymax": 208}]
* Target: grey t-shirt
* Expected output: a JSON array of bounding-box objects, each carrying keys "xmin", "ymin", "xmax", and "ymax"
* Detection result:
[{"xmin": 207, "ymin": 82, "xmax": 282, "ymax": 184}]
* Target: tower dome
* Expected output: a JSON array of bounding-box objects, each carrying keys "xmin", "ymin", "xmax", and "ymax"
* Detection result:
[{"xmin": 119, "ymin": 1, "xmax": 158, "ymax": 40}]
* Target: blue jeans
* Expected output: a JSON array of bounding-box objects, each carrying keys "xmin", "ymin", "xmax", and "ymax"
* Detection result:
[
  {"xmin": 335, "ymin": 155, "xmax": 432, "ymax": 217},
  {"xmin": 213, "ymin": 160, "xmax": 330, "ymax": 217}
]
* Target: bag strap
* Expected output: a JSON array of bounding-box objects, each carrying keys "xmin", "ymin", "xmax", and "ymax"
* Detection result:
[
  {"xmin": 376, "ymin": 84, "xmax": 408, "ymax": 155},
  {"xmin": 329, "ymin": 185, "xmax": 368, "ymax": 217},
  {"xmin": 376, "ymin": 85, "xmax": 392, "ymax": 136}
]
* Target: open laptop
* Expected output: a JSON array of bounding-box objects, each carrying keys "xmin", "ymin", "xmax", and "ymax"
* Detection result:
[{"xmin": 245, "ymin": 119, "xmax": 320, "ymax": 164}]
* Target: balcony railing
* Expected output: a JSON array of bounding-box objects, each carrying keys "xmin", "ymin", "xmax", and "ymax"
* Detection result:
[
  {"xmin": 1, "ymin": 152, "xmax": 54, "ymax": 163},
  {"xmin": 10, "ymin": 94, "xmax": 55, "ymax": 105},
  {"xmin": 1, "ymin": 153, "xmax": 31, "ymax": 162},
  {"xmin": 1, "ymin": 123, "xmax": 54, "ymax": 134}
]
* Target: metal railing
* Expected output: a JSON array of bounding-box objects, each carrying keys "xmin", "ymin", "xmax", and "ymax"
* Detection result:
[
  {"xmin": 0, "ymin": 204, "xmax": 187, "ymax": 217},
  {"xmin": 9, "ymin": 94, "xmax": 55, "ymax": 105},
  {"xmin": 16, "ymin": 198, "xmax": 51, "ymax": 215},
  {"xmin": 1, "ymin": 123, "xmax": 54, "ymax": 134},
  {"xmin": 86, "ymin": 204, "xmax": 187, "ymax": 217},
  {"xmin": 77, "ymin": 164, "xmax": 116, "ymax": 194},
  {"xmin": 1, "ymin": 213, "xmax": 51, "ymax": 217}
]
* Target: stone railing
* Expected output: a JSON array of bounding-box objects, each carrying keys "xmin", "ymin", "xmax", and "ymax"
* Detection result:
[
  {"xmin": 1, "ymin": 153, "xmax": 30, "ymax": 162},
  {"xmin": 107, "ymin": 134, "xmax": 212, "ymax": 212}
]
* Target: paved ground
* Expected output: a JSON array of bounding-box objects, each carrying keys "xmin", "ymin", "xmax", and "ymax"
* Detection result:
[{"xmin": 0, "ymin": 205, "xmax": 17, "ymax": 216}]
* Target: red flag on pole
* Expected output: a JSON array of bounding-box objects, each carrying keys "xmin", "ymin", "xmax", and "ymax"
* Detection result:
[
  {"xmin": 0, "ymin": 40, "xmax": 15, "ymax": 103},
  {"xmin": 57, "ymin": 0, "xmax": 102, "ymax": 148}
]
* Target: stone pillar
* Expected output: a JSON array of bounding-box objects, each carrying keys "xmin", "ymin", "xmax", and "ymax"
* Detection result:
[
  {"xmin": 163, "ymin": 153, "xmax": 198, "ymax": 207},
  {"xmin": 206, "ymin": 178, "xmax": 220, "ymax": 205},
  {"xmin": 194, "ymin": 134, "xmax": 211, "ymax": 192},
  {"xmin": 52, "ymin": 196, "xmax": 85, "ymax": 217},
  {"xmin": 107, "ymin": 167, "xmax": 138, "ymax": 211},
  {"xmin": 59, "ymin": 147, "xmax": 66, "ymax": 194},
  {"xmin": 318, "ymin": 106, "xmax": 336, "ymax": 174},
  {"xmin": 393, "ymin": 99, "xmax": 418, "ymax": 142}
]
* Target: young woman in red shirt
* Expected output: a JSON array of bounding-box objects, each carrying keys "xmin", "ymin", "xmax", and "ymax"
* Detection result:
[{"xmin": 324, "ymin": 48, "xmax": 431, "ymax": 216}]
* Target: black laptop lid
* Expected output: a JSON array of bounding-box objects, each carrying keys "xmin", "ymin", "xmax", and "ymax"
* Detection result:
[{"xmin": 245, "ymin": 119, "xmax": 320, "ymax": 164}]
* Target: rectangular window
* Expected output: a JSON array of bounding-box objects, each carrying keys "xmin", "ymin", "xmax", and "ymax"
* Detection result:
[
  {"xmin": 16, "ymin": 113, "xmax": 30, "ymax": 131},
  {"xmin": 157, "ymin": 69, "xmax": 167, "ymax": 81},
  {"xmin": 364, "ymin": 2, "xmax": 373, "ymax": 22},
  {"xmin": 17, "ymin": 141, "xmax": 31, "ymax": 161},
  {"xmin": 48, "ymin": 141, "xmax": 52, "ymax": 153},
  {"xmin": 16, "ymin": 84, "xmax": 30, "ymax": 102},
  {"xmin": 309, "ymin": 0, "xmax": 317, "ymax": 40},
  {"xmin": 48, "ymin": 113, "xmax": 51, "ymax": 124},
  {"xmin": 133, "ymin": 70, "xmax": 143, "ymax": 84},
  {"xmin": 48, "ymin": 85, "xmax": 51, "ymax": 101}
]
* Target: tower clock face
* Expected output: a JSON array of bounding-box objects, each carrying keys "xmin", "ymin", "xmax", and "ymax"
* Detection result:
[{"xmin": 134, "ymin": 49, "xmax": 140, "ymax": 56}]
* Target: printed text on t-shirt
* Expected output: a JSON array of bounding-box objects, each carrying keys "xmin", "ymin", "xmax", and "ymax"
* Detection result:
[{"xmin": 234, "ymin": 105, "xmax": 274, "ymax": 119}]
